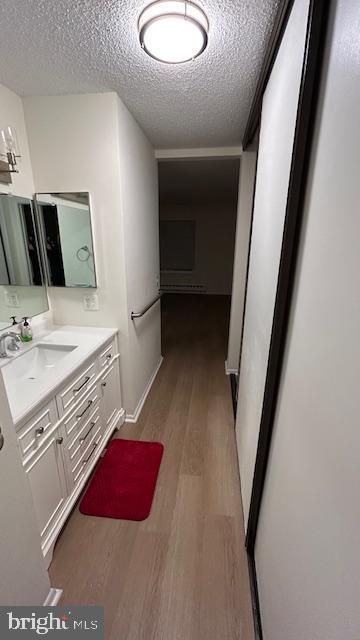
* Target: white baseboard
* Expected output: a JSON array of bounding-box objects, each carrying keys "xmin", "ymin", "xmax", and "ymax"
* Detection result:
[
  {"xmin": 116, "ymin": 407, "xmax": 126, "ymax": 429},
  {"xmin": 225, "ymin": 360, "xmax": 238, "ymax": 376},
  {"xmin": 126, "ymin": 357, "xmax": 163, "ymax": 423},
  {"xmin": 43, "ymin": 588, "xmax": 63, "ymax": 606}
]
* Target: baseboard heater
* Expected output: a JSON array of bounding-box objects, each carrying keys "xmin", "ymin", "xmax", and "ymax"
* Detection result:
[{"xmin": 161, "ymin": 284, "xmax": 207, "ymax": 293}]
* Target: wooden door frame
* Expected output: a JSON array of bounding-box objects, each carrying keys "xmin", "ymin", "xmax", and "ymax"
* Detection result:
[{"xmin": 240, "ymin": 0, "xmax": 331, "ymax": 637}]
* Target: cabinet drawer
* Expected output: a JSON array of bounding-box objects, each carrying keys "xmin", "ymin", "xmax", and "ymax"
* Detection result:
[
  {"xmin": 18, "ymin": 400, "xmax": 58, "ymax": 460},
  {"xmin": 99, "ymin": 340, "xmax": 117, "ymax": 369},
  {"xmin": 71, "ymin": 425, "xmax": 102, "ymax": 485},
  {"xmin": 56, "ymin": 360, "xmax": 97, "ymax": 416},
  {"xmin": 62, "ymin": 384, "xmax": 100, "ymax": 438},
  {"xmin": 67, "ymin": 402, "xmax": 101, "ymax": 467}
]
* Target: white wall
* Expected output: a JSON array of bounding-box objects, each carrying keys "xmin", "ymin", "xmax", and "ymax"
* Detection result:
[
  {"xmin": 255, "ymin": 1, "xmax": 360, "ymax": 638},
  {"xmin": 160, "ymin": 203, "xmax": 237, "ymax": 295},
  {"xmin": 116, "ymin": 97, "xmax": 161, "ymax": 418},
  {"xmin": 23, "ymin": 93, "xmax": 127, "ymax": 329},
  {"xmin": 24, "ymin": 92, "xmax": 161, "ymax": 416},
  {"xmin": 0, "ymin": 83, "xmax": 50, "ymax": 604},
  {"xmin": 0, "ymin": 83, "xmax": 34, "ymax": 199},
  {"xmin": 0, "ymin": 83, "xmax": 48, "ymax": 326},
  {"xmin": 235, "ymin": 0, "xmax": 310, "ymax": 523},
  {"xmin": 155, "ymin": 147, "xmax": 242, "ymax": 159},
  {"xmin": 226, "ymin": 151, "xmax": 257, "ymax": 373}
]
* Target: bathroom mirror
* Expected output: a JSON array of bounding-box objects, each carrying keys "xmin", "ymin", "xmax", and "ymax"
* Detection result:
[
  {"xmin": 0, "ymin": 194, "xmax": 43, "ymax": 286},
  {"xmin": 0, "ymin": 193, "xmax": 49, "ymax": 329},
  {"xmin": 35, "ymin": 192, "xmax": 96, "ymax": 288}
]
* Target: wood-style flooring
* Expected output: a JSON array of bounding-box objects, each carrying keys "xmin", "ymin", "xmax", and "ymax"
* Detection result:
[{"xmin": 49, "ymin": 294, "xmax": 254, "ymax": 640}]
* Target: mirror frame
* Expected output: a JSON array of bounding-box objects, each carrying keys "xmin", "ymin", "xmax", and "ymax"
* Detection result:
[
  {"xmin": 34, "ymin": 192, "xmax": 97, "ymax": 289},
  {"xmin": 0, "ymin": 193, "xmax": 49, "ymax": 329}
]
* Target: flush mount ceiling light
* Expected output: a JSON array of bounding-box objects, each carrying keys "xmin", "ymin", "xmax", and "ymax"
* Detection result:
[{"xmin": 138, "ymin": 1, "xmax": 209, "ymax": 64}]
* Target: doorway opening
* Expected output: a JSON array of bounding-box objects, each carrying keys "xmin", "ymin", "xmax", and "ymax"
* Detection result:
[{"xmin": 158, "ymin": 157, "xmax": 240, "ymax": 365}]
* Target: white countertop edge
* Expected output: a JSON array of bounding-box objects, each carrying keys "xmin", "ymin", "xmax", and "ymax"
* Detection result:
[{"xmin": 0, "ymin": 324, "xmax": 118, "ymax": 427}]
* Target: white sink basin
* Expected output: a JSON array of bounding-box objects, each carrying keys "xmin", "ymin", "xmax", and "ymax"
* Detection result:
[
  {"xmin": 3, "ymin": 343, "xmax": 77, "ymax": 384},
  {"xmin": 0, "ymin": 325, "xmax": 117, "ymax": 425}
]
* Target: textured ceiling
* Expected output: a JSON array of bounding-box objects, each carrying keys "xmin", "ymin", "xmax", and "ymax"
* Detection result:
[
  {"xmin": 159, "ymin": 159, "xmax": 240, "ymax": 205},
  {"xmin": 0, "ymin": 0, "xmax": 280, "ymax": 148}
]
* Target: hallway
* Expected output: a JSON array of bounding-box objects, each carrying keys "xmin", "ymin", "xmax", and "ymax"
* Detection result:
[{"xmin": 49, "ymin": 294, "xmax": 254, "ymax": 639}]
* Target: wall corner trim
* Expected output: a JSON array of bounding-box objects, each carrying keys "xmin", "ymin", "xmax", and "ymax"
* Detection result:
[
  {"xmin": 225, "ymin": 360, "xmax": 238, "ymax": 376},
  {"xmin": 125, "ymin": 357, "xmax": 163, "ymax": 424},
  {"xmin": 43, "ymin": 588, "xmax": 63, "ymax": 606}
]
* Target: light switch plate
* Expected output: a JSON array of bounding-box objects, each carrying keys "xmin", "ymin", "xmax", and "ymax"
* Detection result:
[
  {"xmin": 4, "ymin": 291, "xmax": 20, "ymax": 308},
  {"xmin": 83, "ymin": 293, "xmax": 99, "ymax": 311}
]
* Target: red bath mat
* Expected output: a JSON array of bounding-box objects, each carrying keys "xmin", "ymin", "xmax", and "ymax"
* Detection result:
[{"xmin": 79, "ymin": 439, "xmax": 164, "ymax": 521}]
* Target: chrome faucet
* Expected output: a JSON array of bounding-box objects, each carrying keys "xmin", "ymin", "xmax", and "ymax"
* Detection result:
[{"xmin": 0, "ymin": 332, "xmax": 21, "ymax": 358}]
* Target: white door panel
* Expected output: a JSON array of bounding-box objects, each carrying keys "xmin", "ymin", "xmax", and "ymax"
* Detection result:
[{"xmin": 0, "ymin": 372, "xmax": 50, "ymax": 604}]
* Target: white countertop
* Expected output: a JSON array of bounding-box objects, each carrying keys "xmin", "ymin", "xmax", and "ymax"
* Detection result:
[{"xmin": 0, "ymin": 324, "xmax": 117, "ymax": 426}]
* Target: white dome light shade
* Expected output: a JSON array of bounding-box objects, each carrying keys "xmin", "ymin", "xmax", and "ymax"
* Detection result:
[{"xmin": 139, "ymin": 1, "xmax": 209, "ymax": 64}]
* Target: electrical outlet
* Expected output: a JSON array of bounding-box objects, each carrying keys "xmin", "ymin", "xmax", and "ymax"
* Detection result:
[
  {"xmin": 4, "ymin": 291, "xmax": 20, "ymax": 308},
  {"xmin": 83, "ymin": 294, "xmax": 99, "ymax": 311}
]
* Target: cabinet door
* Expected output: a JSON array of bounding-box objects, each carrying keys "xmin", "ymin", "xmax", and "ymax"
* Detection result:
[
  {"xmin": 100, "ymin": 358, "xmax": 121, "ymax": 432},
  {"xmin": 25, "ymin": 430, "xmax": 68, "ymax": 548}
]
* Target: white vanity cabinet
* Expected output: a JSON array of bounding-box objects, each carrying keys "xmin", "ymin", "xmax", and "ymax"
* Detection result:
[
  {"xmin": 24, "ymin": 426, "xmax": 68, "ymax": 556},
  {"xmin": 15, "ymin": 334, "xmax": 125, "ymax": 568},
  {"xmin": 100, "ymin": 355, "xmax": 121, "ymax": 432}
]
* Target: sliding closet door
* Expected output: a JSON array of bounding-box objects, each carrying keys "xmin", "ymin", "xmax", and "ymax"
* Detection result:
[
  {"xmin": 255, "ymin": 0, "xmax": 360, "ymax": 637},
  {"xmin": 236, "ymin": 0, "xmax": 311, "ymax": 523}
]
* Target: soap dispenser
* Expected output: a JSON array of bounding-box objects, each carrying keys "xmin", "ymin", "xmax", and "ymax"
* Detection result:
[
  {"xmin": 10, "ymin": 316, "xmax": 18, "ymax": 327},
  {"xmin": 20, "ymin": 317, "xmax": 33, "ymax": 343}
]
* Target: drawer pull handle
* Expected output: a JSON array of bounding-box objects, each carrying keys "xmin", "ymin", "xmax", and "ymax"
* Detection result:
[
  {"xmin": 79, "ymin": 421, "xmax": 96, "ymax": 444},
  {"xmin": 82, "ymin": 442, "xmax": 97, "ymax": 464},
  {"xmin": 56, "ymin": 437, "xmax": 63, "ymax": 445},
  {"xmin": 35, "ymin": 426, "xmax": 44, "ymax": 436},
  {"xmin": 101, "ymin": 381, "xmax": 107, "ymax": 388},
  {"xmin": 76, "ymin": 400, "xmax": 93, "ymax": 420},
  {"xmin": 106, "ymin": 354, "xmax": 112, "ymax": 360},
  {"xmin": 73, "ymin": 376, "xmax": 90, "ymax": 394}
]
